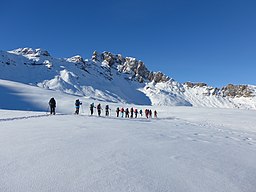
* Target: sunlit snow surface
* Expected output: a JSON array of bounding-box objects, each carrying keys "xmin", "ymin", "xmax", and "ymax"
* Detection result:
[{"xmin": 1, "ymin": 81, "xmax": 256, "ymax": 192}]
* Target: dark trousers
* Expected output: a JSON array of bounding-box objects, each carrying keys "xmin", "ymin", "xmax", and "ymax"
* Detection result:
[
  {"xmin": 75, "ymin": 108, "xmax": 80, "ymax": 114},
  {"xmin": 50, "ymin": 106, "xmax": 55, "ymax": 115}
]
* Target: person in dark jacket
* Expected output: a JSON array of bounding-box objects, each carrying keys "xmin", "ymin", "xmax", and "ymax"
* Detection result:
[
  {"xmin": 130, "ymin": 107, "xmax": 134, "ymax": 118},
  {"xmin": 97, "ymin": 103, "xmax": 102, "ymax": 116},
  {"xmin": 105, "ymin": 105, "xmax": 110, "ymax": 116},
  {"xmin": 125, "ymin": 108, "xmax": 129, "ymax": 118},
  {"xmin": 149, "ymin": 109, "xmax": 152, "ymax": 118},
  {"xmin": 75, "ymin": 99, "xmax": 82, "ymax": 114},
  {"xmin": 49, "ymin": 97, "xmax": 56, "ymax": 115},
  {"xmin": 116, "ymin": 107, "xmax": 120, "ymax": 117},
  {"xmin": 90, "ymin": 103, "xmax": 95, "ymax": 115},
  {"xmin": 139, "ymin": 109, "xmax": 143, "ymax": 117}
]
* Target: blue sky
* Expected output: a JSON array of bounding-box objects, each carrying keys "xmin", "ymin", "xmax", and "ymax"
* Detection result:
[{"xmin": 1, "ymin": 0, "xmax": 256, "ymax": 87}]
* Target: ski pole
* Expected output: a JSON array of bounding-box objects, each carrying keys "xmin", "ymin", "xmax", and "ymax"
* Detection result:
[
  {"xmin": 46, "ymin": 105, "xmax": 49, "ymax": 114},
  {"xmin": 81, "ymin": 104, "xmax": 84, "ymax": 114}
]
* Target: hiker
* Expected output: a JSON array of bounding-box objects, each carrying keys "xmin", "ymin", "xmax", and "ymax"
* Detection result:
[
  {"xmin": 145, "ymin": 109, "xmax": 149, "ymax": 118},
  {"xmin": 149, "ymin": 110, "xmax": 152, "ymax": 118},
  {"xmin": 134, "ymin": 109, "xmax": 138, "ymax": 118},
  {"xmin": 125, "ymin": 108, "xmax": 129, "ymax": 118},
  {"xmin": 90, "ymin": 103, "xmax": 95, "ymax": 115},
  {"xmin": 105, "ymin": 105, "xmax": 110, "ymax": 116},
  {"xmin": 154, "ymin": 110, "xmax": 158, "ymax": 118},
  {"xmin": 130, "ymin": 107, "xmax": 134, "ymax": 118},
  {"xmin": 116, "ymin": 107, "xmax": 120, "ymax": 117},
  {"xmin": 49, "ymin": 97, "xmax": 56, "ymax": 115},
  {"xmin": 120, "ymin": 107, "xmax": 124, "ymax": 118},
  {"xmin": 139, "ymin": 109, "xmax": 143, "ymax": 117},
  {"xmin": 97, "ymin": 103, "xmax": 102, "ymax": 116},
  {"xmin": 75, "ymin": 99, "xmax": 82, "ymax": 114}
]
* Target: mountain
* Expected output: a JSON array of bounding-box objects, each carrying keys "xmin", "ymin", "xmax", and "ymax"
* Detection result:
[{"xmin": 1, "ymin": 47, "xmax": 256, "ymax": 109}]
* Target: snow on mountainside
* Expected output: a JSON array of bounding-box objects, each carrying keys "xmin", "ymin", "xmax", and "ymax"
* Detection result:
[{"xmin": 1, "ymin": 47, "xmax": 256, "ymax": 109}]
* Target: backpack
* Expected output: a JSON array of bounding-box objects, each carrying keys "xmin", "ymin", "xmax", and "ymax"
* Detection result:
[
  {"xmin": 49, "ymin": 98, "xmax": 56, "ymax": 107},
  {"xmin": 75, "ymin": 100, "xmax": 80, "ymax": 106}
]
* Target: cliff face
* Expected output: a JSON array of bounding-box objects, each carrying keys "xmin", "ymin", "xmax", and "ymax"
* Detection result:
[
  {"xmin": 221, "ymin": 84, "xmax": 254, "ymax": 97},
  {"xmin": 91, "ymin": 51, "xmax": 170, "ymax": 83}
]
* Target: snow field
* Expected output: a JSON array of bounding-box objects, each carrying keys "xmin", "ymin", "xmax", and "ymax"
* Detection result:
[{"xmin": 1, "ymin": 108, "xmax": 256, "ymax": 192}]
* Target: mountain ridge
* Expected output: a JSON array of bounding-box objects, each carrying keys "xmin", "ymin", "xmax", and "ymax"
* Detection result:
[{"xmin": 1, "ymin": 47, "xmax": 256, "ymax": 109}]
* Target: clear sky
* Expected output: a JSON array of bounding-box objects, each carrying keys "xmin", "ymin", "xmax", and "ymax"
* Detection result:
[{"xmin": 1, "ymin": 0, "xmax": 256, "ymax": 87}]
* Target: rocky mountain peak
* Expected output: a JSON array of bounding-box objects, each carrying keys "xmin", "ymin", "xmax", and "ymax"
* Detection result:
[
  {"xmin": 90, "ymin": 51, "xmax": 170, "ymax": 84},
  {"xmin": 66, "ymin": 55, "xmax": 85, "ymax": 64},
  {"xmin": 221, "ymin": 84, "xmax": 254, "ymax": 97},
  {"xmin": 10, "ymin": 48, "xmax": 50, "ymax": 57}
]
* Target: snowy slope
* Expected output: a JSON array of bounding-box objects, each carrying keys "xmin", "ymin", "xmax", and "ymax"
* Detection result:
[
  {"xmin": 1, "ymin": 74, "xmax": 256, "ymax": 192},
  {"xmin": 1, "ymin": 48, "xmax": 256, "ymax": 109},
  {"xmin": 1, "ymin": 108, "xmax": 256, "ymax": 192}
]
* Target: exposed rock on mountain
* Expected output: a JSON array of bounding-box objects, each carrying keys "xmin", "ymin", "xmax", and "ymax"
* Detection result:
[
  {"xmin": 184, "ymin": 82, "xmax": 208, "ymax": 88},
  {"xmin": 66, "ymin": 55, "xmax": 86, "ymax": 64},
  {"xmin": 11, "ymin": 48, "xmax": 51, "ymax": 57},
  {"xmin": 221, "ymin": 84, "xmax": 254, "ymax": 97},
  {"xmin": 1, "ymin": 47, "xmax": 256, "ymax": 109}
]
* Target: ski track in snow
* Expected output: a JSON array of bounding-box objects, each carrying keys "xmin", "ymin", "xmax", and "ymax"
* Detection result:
[
  {"xmin": 1, "ymin": 112, "xmax": 256, "ymax": 147},
  {"xmin": 0, "ymin": 113, "xmax": 68, "ymax": 122},
  {"xmin": 0, "ymin": 114, "xmax": 51, "ymax": 122}
]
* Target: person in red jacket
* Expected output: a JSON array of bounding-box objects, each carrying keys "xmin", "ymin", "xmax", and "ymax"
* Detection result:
[
  {"xmin": 134, "ymin": 109, "xmax": 138, "ymax": 118},
  {"xmin": 120, "ymin": 107, "xmax": 124, "ymax": 118}
]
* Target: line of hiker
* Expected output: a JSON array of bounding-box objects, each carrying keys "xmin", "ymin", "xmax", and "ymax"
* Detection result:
[
  {"xmin": 90, "ymin": 103, "xmax": 158, "ymax": 119},
  {"xmin": 48, "ymin": 98, "xmax": 158, "ymax": 118},
  {"xmin": 115, "ymin": 107, "xmax": 157, "ymax": 118}
]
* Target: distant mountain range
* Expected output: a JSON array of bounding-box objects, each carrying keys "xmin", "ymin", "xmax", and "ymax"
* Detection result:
[{"xmin": 1, "ymin": 47, "xmax": 256, "ymax": 109}]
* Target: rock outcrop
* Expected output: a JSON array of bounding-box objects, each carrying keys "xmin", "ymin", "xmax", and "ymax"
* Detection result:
[
  {"xmin": 11, "ymin": 48, "xmax": 50, "ymax": 57},
  {"xmin": 184, "ymin": 82, "xmax": 208, "ymax": 88},
  {"xmin": 221, "ymin": 84, "xmax": 254, "ymax": 97}
]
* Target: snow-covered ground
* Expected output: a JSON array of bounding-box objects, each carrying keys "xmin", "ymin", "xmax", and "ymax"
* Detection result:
[{"xmin": 1, "ymin": 108, "xmax": 256, "ymax": 191}]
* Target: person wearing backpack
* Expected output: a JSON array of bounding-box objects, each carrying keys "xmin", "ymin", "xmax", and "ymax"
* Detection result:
[
  {"xmin": 75, "ymin": 99, "xmax": 82, "ymax": 114},
  {"xmin": 97, "ymin": 103, "xmax": 102, "ymax": 116},
  {"xmin": 120, "ymin": 107, "xmax": 124, "ymax": 118},
  {"xmin": 139, "ymin": 109, "xmax": 143, "ymax": 117},
  {"xmin": 154, "ymin": 110, "xmax": 158, "ymax": 118},
  {"xmin": 116, "ymin": 107, "xmax": 120, "ymax": 117},
  {"xmin": 105, "ymin": 105, "xmax": 110, "ymax": 116},
  {"xmin": 149, "ymin": 109, "xmax": 152, "ymax": 118},
  {"xmin": 130, "ymin": 107, "xmax": 134, "ymax": 118},
  {"xmin": 90, "ymin": 103, "xmax": 95, "ymax": 115},
  {"xmin": 134, "ymin": 109, "xmax": 138, "ymax": 118},
  {"xmin": 145, "ymin": 109, "xmax": 149, "ymax": 118},
  {"xmin": 49, "ymin": 97, "xmax": 56, "ymax": 115},
  {"xmin": 125, "ymin": 108, "xmax": 129, "ymax": 118}
]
